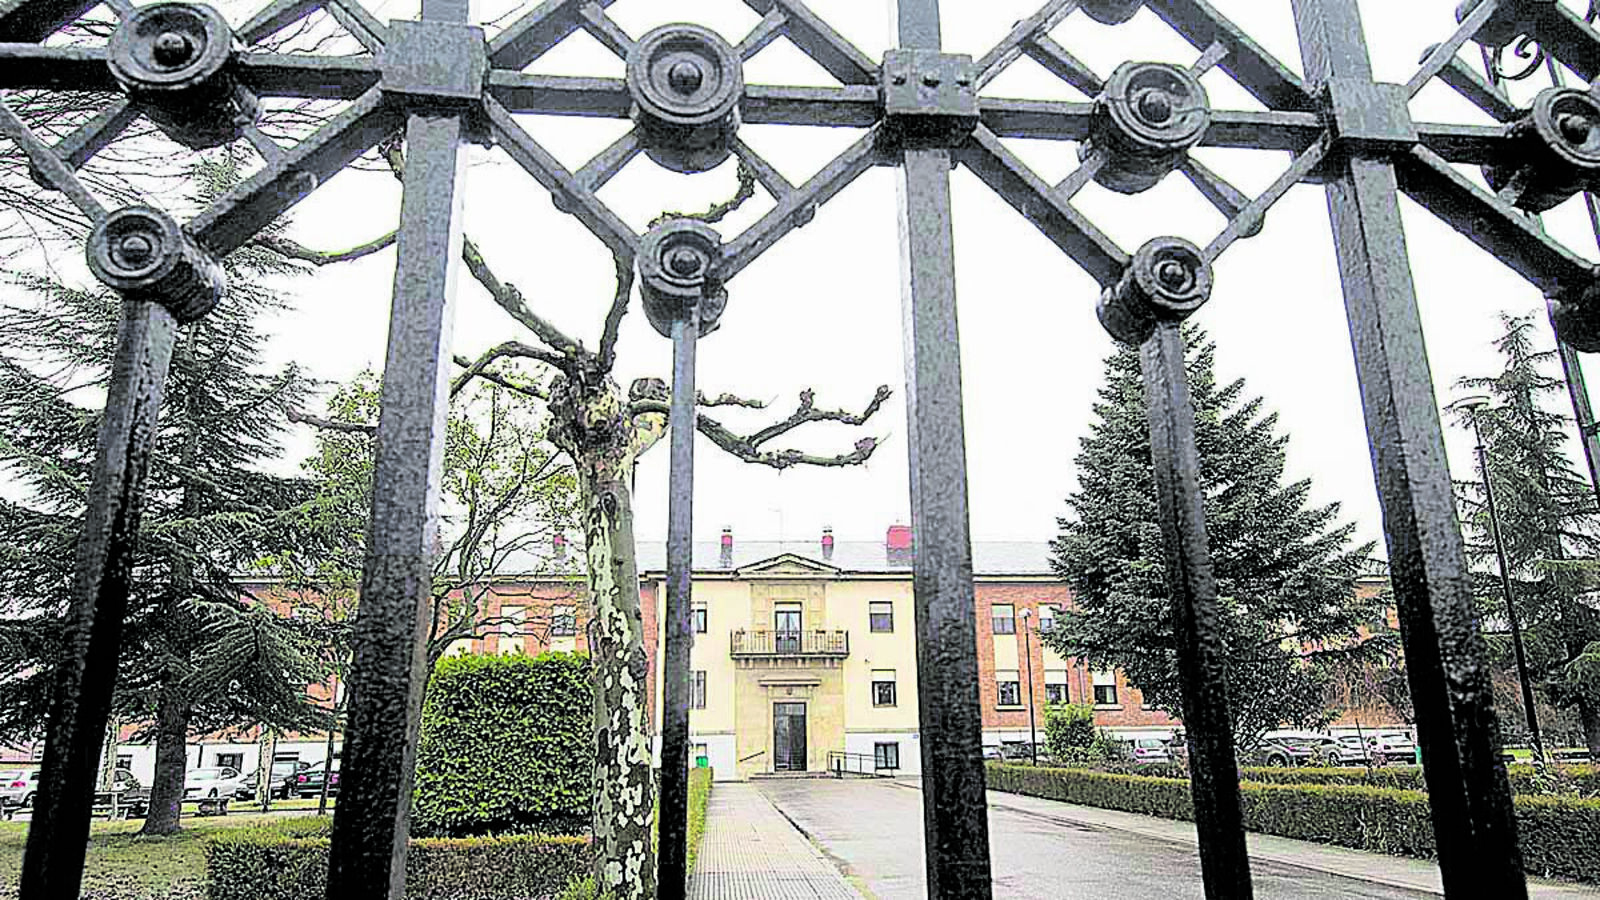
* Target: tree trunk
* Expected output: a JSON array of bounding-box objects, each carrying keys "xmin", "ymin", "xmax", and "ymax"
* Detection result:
[
  {"xmin": 1581, "ymin": 698, "xmax": 1600, "ymax": 759},
  {"xmin": 139, "ymin": 678, "xmax": 191, "ymax": 835},
  {"xmin": 578, "ymin": 460, "xmax": 656, "ymax": 899},
  {"xmin": 550, "ymin": 371, "xmax": 657, "ymax": 899}
]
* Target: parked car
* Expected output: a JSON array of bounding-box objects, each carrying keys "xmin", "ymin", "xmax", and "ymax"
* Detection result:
[
  {"xmin": 1365, "ymin": 732, "xmax": 1418, "ymax": 764},
  {"xmin": 1129, "ymin": 737, "xmax": 1171, "ymax": 764},
  {"xmin": 1252, "ymin": 734, "xmax": 1317, "ymax": 767},
  {"xmin": 0, "ymin": 769, "xmax": 39, "ymax": 809},
  {"xmin": 237, "ymin": 759, "xmax": 309, "ymax": 801},
  {"xmin": 184, "ymin": 766, "xmax": 247, "ymax": 812},
  {"xmin": 1266, "ymin": 731, "xmax": 1363, "ymax": 766},
  {"xmin": 94, "ymin": 769, "xmax": 150, "ymax": 819},
  {"xmin": 999, "ymin": 742, "xmax": 1041, "ymax": 762},
  {"xmin": 293, "ymin": 758, "xmax": 341, "ymax": 799}
]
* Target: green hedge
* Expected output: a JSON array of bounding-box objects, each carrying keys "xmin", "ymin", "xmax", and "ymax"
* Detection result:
[
  {"xmin": 1238, "ymin": 763, "xmax": 1600, "ymax": 797},
  {"xmin": 987, "ymin": 763, "xmax": 1600, "ymax": 883},
  {"xmin": 687, "ymin": 767, "xmax": 712, "ymax": 874},
  {"xmin": 412, "ymin": 651, "xmax": 592, "ymax": 837},
  {"xmin": 205, "ymin": 821, "xmax": 590, "ymax": 900}
]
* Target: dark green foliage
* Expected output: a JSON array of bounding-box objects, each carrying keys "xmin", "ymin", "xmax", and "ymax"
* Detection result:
[
  {"xmin": 1239, "ymin": 763, "xmax": 1600, "ymax": 797},
  {"xmin": 686, "ymin": 767, "xmax": 712, "ymax": 875},
  {"xmin": 1045, "ymin": 327, "xmax": 1380, "ymax": 743},
  {"xmin": 987, "ymin": 763, "xmax": 1600, "ymax": 883},
  {"xmin": 411, "ymin": 652, "xmax": 592, "ymax": 837},
  {"xmin": 0, "ymin": 158, "xmax": 332, "ymax": 833},
  {"xmin": 1043, "ymin": 704, "xmax": 1096, "ymax": 761},
  {"xmin": 204, "ymin": 821, "xmax": 590, "ymax": 900},
  {"xmin": 1452, "ymin": 313, "xmax": 1600, "ymax": 754}
]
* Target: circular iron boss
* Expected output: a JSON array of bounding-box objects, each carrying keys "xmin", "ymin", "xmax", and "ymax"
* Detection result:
[
  {"xmin": 1096, "ymin": 237, "xmax": 1212, "ymax": 345},
  {"xmin": 108, "ymin": 2, "xmax": 258, "ymax": 149},
  {"xmin": 1087, "ymin": 62, "xmax": 1210, "ymax": 195},
  {"xmin": 1080, "ymin": 0, "xmax": 1144, "ymax": 26},
  {"xmin": 639, "ymin": 219, "xmax": 728, "ymax": 339},
  {"xmin": 628, "ymin": 24, "xmax": 743, "ymax": 174},
  {"xmin": 1549, "ymin": 286, "xmax": 1600, "ymax": 353},
  {"xmin": 87, "ymin": 206, "xmax": 226, "ymax": 323},
  {"xmin": 1485, "ymin": 87, "xmax": 1600, "ymax": 213}
]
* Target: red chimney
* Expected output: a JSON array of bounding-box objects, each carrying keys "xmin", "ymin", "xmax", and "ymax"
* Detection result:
[
  {"xmin": 719, "ymin": 527, "xmax": 734, "ymax": 568},
  {"xmin": 821, "ymin": 527, "xmax": 835, "ymax": 558},
  {"xmin": 886, "ymin": 524, "xmax": 913, "ymax": 551}
]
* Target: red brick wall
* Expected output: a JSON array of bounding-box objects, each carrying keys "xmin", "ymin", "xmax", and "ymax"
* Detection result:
[{"xmin": 970, "ymin": 583, "xmax": 1178, "ymax": 733}]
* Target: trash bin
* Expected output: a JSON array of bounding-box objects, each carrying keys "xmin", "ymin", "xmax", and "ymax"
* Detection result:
[{"xmin": 696, "ymin": 755, "xmax": 708, "ymax": 768}]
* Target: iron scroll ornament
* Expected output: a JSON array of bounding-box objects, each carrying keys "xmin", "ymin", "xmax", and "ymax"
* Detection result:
[{"xmin": 4, "ymin": 0, "xmax": 1600, "ymax": 898}]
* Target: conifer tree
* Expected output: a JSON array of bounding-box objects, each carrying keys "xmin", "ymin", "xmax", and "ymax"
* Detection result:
[
  {"xmin": 1045, "ymin": 326, "xmax": 1379, "ymax": 744},
  {"xmin": 0, "ymin": 157, "xmax": 329, "ymax": 834},
  {"xmin": 1453, "ymin": 312, "xmax": 1600, "ymax": 756}
]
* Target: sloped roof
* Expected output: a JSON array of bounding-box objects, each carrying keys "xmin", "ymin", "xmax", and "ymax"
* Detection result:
[{"xmin": 631, "ymin": 540, "xmax": 1054, "ymax": 576}]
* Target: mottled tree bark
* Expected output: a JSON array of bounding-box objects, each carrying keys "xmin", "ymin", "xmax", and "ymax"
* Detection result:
[
  {"xmin": 551, "ymin": 370, "xmax": 658, "ymax": 899},
  {"xmin": 139, "ymin": 678, "xmax": 191, "ymax": 835}
]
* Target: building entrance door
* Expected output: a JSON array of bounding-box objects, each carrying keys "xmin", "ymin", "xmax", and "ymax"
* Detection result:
[{"xmin": 772, "ymin": 702, "xmax": 807, "ymax": 772}]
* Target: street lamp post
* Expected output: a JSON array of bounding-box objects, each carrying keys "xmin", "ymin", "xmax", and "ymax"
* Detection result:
[
  {"xmin": 1453, "ymin": 395, "xmax": 1545, "ymax": 763},
  {"xmin": 1019, "ymin": 608, "xmax": 1038, "ymax": 765}
]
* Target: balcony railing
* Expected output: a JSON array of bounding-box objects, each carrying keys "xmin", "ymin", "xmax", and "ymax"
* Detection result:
[{"xmin": 730, "ymin": 629, "xmax": 849, "ymax": 658}]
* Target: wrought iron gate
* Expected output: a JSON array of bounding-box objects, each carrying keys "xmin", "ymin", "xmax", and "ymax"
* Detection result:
[{"xmin": 2, "ymin": 0, "xmax": 1596, "ymax": 896}]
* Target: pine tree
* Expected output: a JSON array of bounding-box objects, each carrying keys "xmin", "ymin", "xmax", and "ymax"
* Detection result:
[
  {"xmin": 1453, "ymin": 312, "xmax": 1600, "ymax": 756},
  {"xmin": 1044, "ymin": 325, "xmax": 1380, "ymax": 744},
  {"xmin": 0, "ymin": 157, "xmax": 330, "ymax": 834}
]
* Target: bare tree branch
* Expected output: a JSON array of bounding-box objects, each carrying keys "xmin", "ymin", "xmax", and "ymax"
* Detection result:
[
  {"xmin": 450, "ymin": 342, "xmax": 563, "ymax": 398},
  {"xmin": 252, "ymin": 231, "xmax": 397, "ymax": 267},
  {"xmin": 697, "ymin": 391, "xmax": 767, "ymax": 410},
  {"xmin": 597, "ymin": 254, "xmax": 635, "ymax": 373},
  {"xmin": 648, "ymin": 161, "xmax": 757, "ymax": 230},
  {"xmin": 628, "ymin": 386, "xmax": 891, "ymax": 470},
  {"xmin": 287, "ymin": 408, "xmax": 375, "ymax": 435},
  {"xmin": 461, "ymin": 237, "xmax": 587, "ymax": 357},
  {"xmin": 746, "ymin": 386, "xmax": 893, "ymax": 448}
]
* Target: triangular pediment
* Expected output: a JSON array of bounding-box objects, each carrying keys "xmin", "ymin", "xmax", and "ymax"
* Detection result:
[{"xmin": 734, "ymin": 553, "xmax": 839, "ymax": 577}]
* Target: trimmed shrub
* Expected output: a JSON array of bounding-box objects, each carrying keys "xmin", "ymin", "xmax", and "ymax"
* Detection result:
[
  {"xmin": 1239, "ymin": 763, "xmax": 1599, "ymax": 797},
  {"xmin": 412, "ymin": 651, "xmax": 592, "ymax": 837},
  {"xmin": 1043, "ymin": 704, "xmax": 1097, "ymax": 761},
  {"xmin": 205, "ymin": 827, "xmax": 590, "ymax": 900},
  {"xmin": 987, "ymin": 763, "xmax": 1600, "ymax": 883},
  {"xmin": 687, "ymin": 767, "xmax": 713, "ymax": 875}
]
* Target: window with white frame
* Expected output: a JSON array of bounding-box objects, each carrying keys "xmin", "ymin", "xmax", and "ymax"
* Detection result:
[
  {"xmin": 874, "ymin": 741, "xmax": 900, "ymax": 771},
  {"xmin": 996, "ymin": 669, "xmax": 1022, "ymax": 707},
  {"xmin": 1045, "ymin": 669, "xmax": 1069, "ymax": 705},
  {"xmin": 992, "ymin": 603, "xmax": 1016, "ymax": 635},
  {"xmin": 871, "ymin": 669, "xmax": 897, "ymax": 707},
  {"xmin": 869, "ymin": 601, "xmax": 894, "ymax": 633},
  {"xmin": 691, "ymin": 670, "xmax": 707, "ymax": 710},
  {"xmin": 693, "ymin": 605, "xmax": 707, "ymax": 634},
  {"xmin": 500, "ymin": 605, "xmax": 525, "ymax": 651},
  {"xmin": 550, "ymin": 604, "xmax": 576, "ymax": 637},
  {"xmin": 1038, "ymin": 603, "xmax": 1057, "ymax": 633},
  {"xmin": 1092, "ymin": 670, "xmax": 1119, "ymax": 707}
]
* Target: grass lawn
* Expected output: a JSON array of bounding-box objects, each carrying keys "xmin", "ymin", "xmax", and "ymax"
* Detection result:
[{"xmin": 0, "ymin": 811, "xmax": 332, "ymax": 900}]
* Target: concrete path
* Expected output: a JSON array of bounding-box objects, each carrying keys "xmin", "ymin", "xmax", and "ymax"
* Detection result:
[
  {"xmin": 689, "ymin": 781, "xmax": 861, "ymax": 900},
  {"xmin": 755, "ymin": 778, "xmax": 1599, "ymax": 899}
]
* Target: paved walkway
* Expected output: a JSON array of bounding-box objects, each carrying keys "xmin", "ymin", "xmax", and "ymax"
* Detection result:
[
  {"xmin": 688, "ymin": 781, "xmax": 861, "ymax": 900},
  {"xmin": 753, "ymin": 778, "xmax": 1599, "ymax": 899}
]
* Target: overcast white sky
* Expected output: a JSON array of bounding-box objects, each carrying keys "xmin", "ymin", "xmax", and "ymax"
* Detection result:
[{"xmin": 238, "ymin": 0, "xmax": 1600, "ymax": 552}]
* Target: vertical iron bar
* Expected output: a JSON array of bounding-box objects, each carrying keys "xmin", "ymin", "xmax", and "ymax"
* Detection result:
[
  {"xmin": 1292, "ymin": 1, "xmax": 1526, "ymax": 895},
  {"xmin": 891, "ymin": 2, "xmax": 993, "ymax": 897},
  {"xmin": 658, "ymin": 313, "xmax": 699, "ymax": 900},
  {"xmin": 1139, "ymin": 321, "xmax": 1253, "ymax": 899},
  {"xmin": 326, "ymin": 0, "xmax": 468, "ymax": 891},
  {"xmin": 19, "ymin": 300, "xmax": 177, "ymax": 900},
  {"xmin": 1556, "ymin": 339, "xmax": 1600, "ymax": 512},
  {"xmin": 1469, "ymin": 413, "xmax": 1545, "ymax": 761}
]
